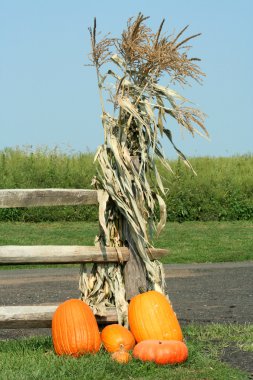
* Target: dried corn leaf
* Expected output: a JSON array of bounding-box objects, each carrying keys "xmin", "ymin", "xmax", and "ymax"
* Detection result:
[
  {"xmin": 154, "ymin": 165, "xmax": 165, "ymax": 195},
  {"xmin": 117, "ymin": 96, "xmax": 150, "ymax": 130},
  {"xmin": 153, "ymin": 83, "xmax": 188, "ymax": 104},
  {"xmin": 111, "ymin": 54, "xmax": 125, "ymax": 68},
  {"xmin": 156, "ymin": 194, "xmax": 167, "ymax": 236},
  {"xmin": 97, "ymin": 189, "xmax": 109, "ymax": 244}
]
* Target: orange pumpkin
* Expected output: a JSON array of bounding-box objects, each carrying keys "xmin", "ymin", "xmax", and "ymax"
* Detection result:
[
  {"xmin": 52, "ymin": 299, "xmax": 101, "ymax": 357},
  {"xmin": 111, "ymin": 344, "xmax": 132, "ymax": 364},
  {"xmin": 133, "ymin": 340, "xmax": 188, "ymax": 365},
  {"xmin": 128, "ymin": 290, "xmax": 183, "ymax": 342},
  {"xmin": 101, "ymin": 324, "xmax": 135, "ymax": 352}
]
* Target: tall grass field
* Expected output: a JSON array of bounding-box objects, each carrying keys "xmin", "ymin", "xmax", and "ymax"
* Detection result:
[{"xmin": 0, "ymin": 147, "xmax": 252, "ymax": 222}]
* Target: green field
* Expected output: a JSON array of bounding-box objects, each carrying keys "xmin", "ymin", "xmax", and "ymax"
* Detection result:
[
  {"xmin": 0, "ymin": 324, "xmax": 251, "ymax": 380},
  {"xmin": 0, "ymin": 221, "xmax": 252, "ymax": 269},
  {"xmin": 0, "ymin": 147, "xmax": 252, "ymax": 222}
]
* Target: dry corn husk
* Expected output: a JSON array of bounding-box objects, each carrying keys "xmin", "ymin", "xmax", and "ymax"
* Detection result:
[{"xmin": 80, "ymin": 14, "xmax": 207, "ymax": 325}]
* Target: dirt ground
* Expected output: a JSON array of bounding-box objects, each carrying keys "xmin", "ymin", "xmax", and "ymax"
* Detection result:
[{"xmin": 0, "ymin": 261, "xmax": 253, "ymax": 374}]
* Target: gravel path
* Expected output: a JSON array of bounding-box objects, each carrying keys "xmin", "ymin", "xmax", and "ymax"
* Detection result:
[{"xmin": 0, "ymin": 261, "xmax": 252, "ymax": 340}]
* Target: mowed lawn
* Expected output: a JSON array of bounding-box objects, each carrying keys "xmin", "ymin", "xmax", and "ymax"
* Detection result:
[
  {"xmin": 0, "ymin": 324, "xmax": 252, "ymax": 380},
  {"xmin": 0, "ymin": 220, "xmax": 252, "ymax": 268}
]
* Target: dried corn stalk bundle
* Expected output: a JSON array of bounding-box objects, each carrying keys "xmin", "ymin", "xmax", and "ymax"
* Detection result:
[{"xmin": 79, "ymin": 14, "xmax": 208, "ymax": 325}]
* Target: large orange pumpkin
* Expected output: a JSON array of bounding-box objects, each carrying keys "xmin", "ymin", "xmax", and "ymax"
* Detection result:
[
  {"xmin": 133, "ymin": 340, "xmax": 188, "ymax": 365},
  {"xmin": 52, "ymin": 299, "xmax": 101, "ymax": 357},
  {"xmin": 101, "ymin": 324, "xmax": 135, "ymax": 352},
  {"xmin": 128, "ymin": 290, "xmax": 183, "ymax": 342}
]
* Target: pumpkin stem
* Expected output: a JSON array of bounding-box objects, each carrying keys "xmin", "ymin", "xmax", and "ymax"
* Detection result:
[{"xmin": 119, "ymin": 343, "xmax": 125, "ymax": 351}]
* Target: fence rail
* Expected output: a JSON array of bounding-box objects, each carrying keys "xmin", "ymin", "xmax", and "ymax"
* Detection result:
[
  {"xmin": 0, "ymin": 246, "xmax": 130, "ymax": 264},
  {"xmin": 0, "ymin": 189, "xmax": 98, "ymax": 208},
  {"xmin": 0, "ymin": 246, "xmax": 168, "ymax": 264},
  {"xmin": 0, "ymin": 305, "xmax": 117, "ymax": 328}
]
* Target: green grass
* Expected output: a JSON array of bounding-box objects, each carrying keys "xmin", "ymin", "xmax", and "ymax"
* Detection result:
[
  {"xmin": 155, "ymin": 220, "xmax": 253, "ymax": 264},
  {"xmin": 187, "ymin": 323, "xmax": 253, "ymax": 353},
  {"xmin": 0, "ymin": 324, "xmax": 251, "ymax": 379},
  {"xmin": 0, "ymin": 221, "xmax": 96, "ymax": 246},
  {"xmin": 0, "ymin": 221, "xmax": 252, "ymax": 270}
]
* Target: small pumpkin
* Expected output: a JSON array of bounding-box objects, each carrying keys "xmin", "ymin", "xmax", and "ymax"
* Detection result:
[
  {"xmin": 101, "ymin": 324, "xmax": 135, "ymax": 353},
  {"xmin": 133, "ymin": 340, "xmax": 188, "ymax": 365},
  {"xmin": 52, "ymin": 299, "xmax": 101, "ymax": 357},
  {"xmin": 128, "ymin": 290, "xmax": 183, "ymax": 342},
  {"xmin": 111, "ymin": 344, "xmax": 132, "ymax": 364}
]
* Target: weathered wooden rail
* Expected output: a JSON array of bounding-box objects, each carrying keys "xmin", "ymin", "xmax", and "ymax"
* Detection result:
[
  {"xmin": 0, "ymin": 305, "xmax": 117, "ymax": 329},
  {"xmin": 0, "ymin": 246, "xmax": 130, "ymax": 264},
  {"xmin": 0, "ymin": 246, "xmax": 167, "ymax": 265},
  {"xmin": 0, "ymin": 188, "xmax": 169, "ymax": 328},
  {"xmin": 0, "ymin": 189, "xmax": 98, "ymax": 208}
]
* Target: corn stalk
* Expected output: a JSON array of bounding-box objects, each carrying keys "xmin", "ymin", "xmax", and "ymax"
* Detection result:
[{"xmin": 79, "ymin": 14, "xmax": 208, "ymax": 326}]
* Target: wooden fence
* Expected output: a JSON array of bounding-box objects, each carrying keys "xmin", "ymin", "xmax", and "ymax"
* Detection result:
[{"xmin": 0, "ymin": 189, "xmax": 168, "ymax": 328}]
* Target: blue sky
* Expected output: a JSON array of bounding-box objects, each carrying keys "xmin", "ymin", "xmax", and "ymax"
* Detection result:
[{"xmin": 1, "ymin": 0, "xmax": 252, "ymax": 158}]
